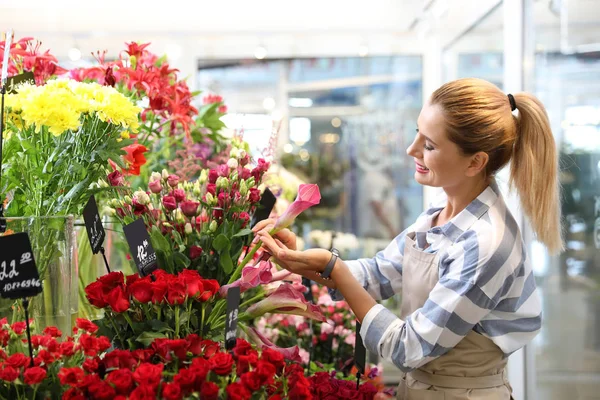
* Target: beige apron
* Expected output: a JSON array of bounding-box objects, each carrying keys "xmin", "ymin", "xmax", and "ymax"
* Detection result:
[{"xmin": 397, "ymin": 233, "xmax": 514, "ymax": 400}]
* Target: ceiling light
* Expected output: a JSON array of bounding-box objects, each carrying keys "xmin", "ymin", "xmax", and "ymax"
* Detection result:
[
  {"xmin": 254, "ymin": 45, "xmax": 267, "ymax": 60},
  {"xmin": 262, "ymin": 97, "xmax": 276, "ymax": 111},
  {"xmin": 358, "ymin": 45, "xmax": 369, "ymax": 57},
  {"xmin": 283, "ymin": 143, "xmax": 294, "ymax": 153},
  {"xmin": 68, "ymin": 47, "xmax": 82, "ymax": 61},
  {"xmin": 288, "ymin": 98, "xmax": 313, "ymax": 108},
  {"xmin": 331, "ymin": 117, "xmax": 342, "ymax": 128}
]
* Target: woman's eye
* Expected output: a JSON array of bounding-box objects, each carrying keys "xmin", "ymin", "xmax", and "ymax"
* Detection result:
[{"xmin": 424, "ymin": 143, "xmax": 434, "ymax": 151}]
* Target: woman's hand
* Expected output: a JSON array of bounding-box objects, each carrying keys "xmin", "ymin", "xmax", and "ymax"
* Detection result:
[{"xmin": 252, "ymin": 218, "xmax": 297, "ymax": 251}]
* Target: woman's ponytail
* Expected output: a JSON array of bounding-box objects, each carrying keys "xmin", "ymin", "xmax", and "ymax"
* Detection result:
[{"xmin": 510, "ymin": 93, "xmax": 564, "ymax": 254}]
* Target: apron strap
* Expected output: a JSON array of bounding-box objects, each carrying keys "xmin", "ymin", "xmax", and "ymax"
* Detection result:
[{"xmin": 408, "ymin": 369, "xmax": 507, "ymax": 390}]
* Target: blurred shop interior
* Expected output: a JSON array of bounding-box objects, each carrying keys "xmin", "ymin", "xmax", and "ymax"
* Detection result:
[{"xmin": 3, "ymin": 0, "xmax": 600, "ymax": 398}]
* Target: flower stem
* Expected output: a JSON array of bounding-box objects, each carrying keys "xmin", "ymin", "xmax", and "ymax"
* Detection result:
[
  {"xmin": 175, "ymin": 306, "xmax": 180, "ymax": 338},
  {"xmin": 228, "ymin": 241, "xmax": 262, "ymax": 284},
  {"xmin": 239, "ymin": 293, "xmax": 264, "ymax": 309}
]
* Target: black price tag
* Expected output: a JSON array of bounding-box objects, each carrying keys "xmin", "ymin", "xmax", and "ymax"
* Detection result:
[
  {"xmin": 5, "ymin": 71, "xmax": 35, "ymax": 94},
  {"xmin": 83, "ymin": 196, "xmax": 106, "ymax": 254},
  {"xmin": 354, "ymin": 322, "xmax": 367, "ymax": 374},
  {"xmin": 123, "ymin": 219, "xmax": 157, "ymax": 276},
  {"xmin": 302, "ymin": 277, "xmax": 314, "ymax": 303},
  {"xmin": 250, "ymin": 188, "xmax": 277, "ymax": 229},
  {"xmin": 0, "ymin": 232, "xmax": 43, "ymax": 299},
  {"xmin": 225, "ymin": 286, "xmax": 241, "ymax": 351}
]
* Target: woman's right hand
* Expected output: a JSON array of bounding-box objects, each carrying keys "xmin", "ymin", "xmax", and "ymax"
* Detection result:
[{"xmin": 251, "ymin": 218, "xmax": 298, "ymax": 251}]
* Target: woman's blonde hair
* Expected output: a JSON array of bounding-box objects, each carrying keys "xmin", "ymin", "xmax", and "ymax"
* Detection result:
[{"xmin": 430, "ymin": 78, "xmax": 563, "ymax": 254}]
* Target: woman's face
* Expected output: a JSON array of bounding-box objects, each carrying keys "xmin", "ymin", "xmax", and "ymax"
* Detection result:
[{"xmin": 406, "ymin": 101, "xmax": 478, "ymax": 189}]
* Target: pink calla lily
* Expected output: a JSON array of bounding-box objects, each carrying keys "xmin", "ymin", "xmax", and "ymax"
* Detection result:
[
  {"xmin": 219, "ymin": 260, "xmax": 273, "ymax": 297},
  {"xmin": 246, "ymin": 283, "xmax": 326, "ymax": 322},
  {"xmin": 273, "ymin": 184, "xmax": 321, "ymax": 231},
  {"xmin": 246, "ymin": 327, "xmax": 302, "ymax": 363}
]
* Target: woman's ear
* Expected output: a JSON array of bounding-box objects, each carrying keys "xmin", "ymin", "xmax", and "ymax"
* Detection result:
[{"xmin": 466, "ymin": 151, "xmax": 489, "ymax": 177}]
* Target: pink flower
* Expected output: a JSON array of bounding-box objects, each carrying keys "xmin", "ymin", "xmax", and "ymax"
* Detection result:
[
  {"xmin": 180, "ymin": 200, "xmax": 199, "ymax": 217},
  {"xmin": 167, "ymin": 175, "xmax": 180, "ymax": 188},
  {"xmin": 190, "ymin": 246, "xmax": 203, "ymax": 260},
  {"xmin": 148, "ymin": 180, "xmax": 162, "ymax": 194},
  {"xmin": 208, "ymin": 170, "xmax": 218, "ymax": 184},
  {"xmin": 172, "ymin": 189, "xmax": 185, "ymax": 202},
  {"xmin": 246, "ymin": 283, "xmax": 326, "ymax": 322},
  {"xmin": 162, "ymin": 196, "xmax": 177, "ymax": 210},
  {"xmin": 274, "ymin": 184, "xmax": 320, "ymax": 231},
  {"xmin": 239, "ymin": 212, "xmax": 250, "ymax": 227},
  {"xmin": 219, "ymin": 261, "xmax": 273, "ymax": 296},
  {"xmin": 217, "ymin": 164, "xmax": 229, "ymax": 177},
  {"xmin": 246, "ymin": 327, "xmax": 302, "ymax": 363},
  {"xmin": 107, "ymin": 170, "xmax": 125, "ymax": 187}
]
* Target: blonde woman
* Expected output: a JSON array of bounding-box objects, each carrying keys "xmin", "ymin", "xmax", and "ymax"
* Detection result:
[{"xmin": 254, "ymin": 78, "xmax": 562, "ymax": 399}]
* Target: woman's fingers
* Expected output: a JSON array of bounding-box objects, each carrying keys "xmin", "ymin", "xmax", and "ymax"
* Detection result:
[
  {"xmin": 252, "ymin": 218, "xmax": 277, "ymax": 233},
  {"xmin": 257, "ymin": 232, "xmax": 284, "ymax": 258}
]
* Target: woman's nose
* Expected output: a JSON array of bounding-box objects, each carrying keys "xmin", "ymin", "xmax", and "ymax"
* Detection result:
[{"xmin": 406, "ymin": 137, "xmax": 421, "ymax": 158}]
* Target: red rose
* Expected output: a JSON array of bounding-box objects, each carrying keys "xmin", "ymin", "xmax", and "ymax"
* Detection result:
[
  {"xmin": 58, "ymin": 367, "xmax": 85, "ymax": 386},
  {"xmin": 76, "ymin": 318, "xmax": 100, "ymax": 334},
  {"xmin": 132, "ymin": 363, "xmax": 163, "ymax": 388},
  {"xmin": 167, "ymin": 174, "xmax": 180, "ymax": 188},
  {"xmin": 199, "ymin": 279, "xmax": 220, "ymax": 302},
  {"xmin": 180, "ymin": 200, "xmax": 199, "ymax": 217},
  {"xmin": 261, "ymin": 348, "xmax": 285, "ymax": 372},
  {"xmin": 129, "ymin": 385, "xmax": 156, "ymax": 400},
  {"xmin": 288, "ymin": 383, "xmax": 312, "ymax": 400},
  {"xmin": 59, "ymin": 341, "xmax": 76, "ymax": 357},
  {"xmin": 236, "ymin": 351, "xmax": 258, "ymax": 375},
  {"xmin": 152, "ymin": 339, "xmax": 188, "ymax": 361},
  {"xmin": 173, "ymin": 368, "xmax": 198, "ymax": 393},
  {"xmin": 11, "ymin": 322, "xmax": 26, "ymax": 335},
  {"xmin": 106, "ymin": 285, "xmax": 130, "ymax": 313},
  {"xmin": 226, "ymin": 382, "xmax": 251, "ymax": 400},
  {"xmin": 234, "ymin": 339, "xmax": 254, "ymax": 357},
  {"xmin": 172, "ymin": 189, "xmax": 186, "ymax": 202},
  {"xmin": 359, "ymin": 382, "xmax": 378, "ymax": 399},
  {"xmin": 248, "ymin": 188, "xmax": 261, "ymax": 203},
  {"xmin": 186, "ymin": 334, "xmax": 202, "ymax": 356},
  {"xmin": 178, "ymin": 270, "xmax": 203, "ymax": 298},
  {"xmin": 106, "ymin": 369, "xmax": 134, "ymax": 394},
  {"xmin": 35, "ymin": 349, "xmax": 56, "ymax": 365},
  {"xmin": 131, "ymin": 349, "xmax": 154, "ymax": 363},
  {"xmin": 162, "ymin": 195, "xmax": 177, "ymax": 210},
  {"xmin": 190, "ymin": 356, "xmax": 210, "ymax": 382},
  {"xmin": 107, "ymin": 170, "xmax": 125, "ymax": 187},
  {"xmin": 128, "ymin": 279, "xmax": 153, "ymax": 303},
  {"xmin": 98, "ymin": 271, "xmax": 125, "ymax": 291},
  {"xmin": 206, "ymin": 183, "xmax": 217, "ymax": 195},
  {"xmin": 63, "ymin": 388, "xmax": 86, "ymax": 400},
  {"xmin": 210, "ymin": 352, "xmax": 234, "ymax": 376},
  {"xmin": 201, "ymin": 340, "xmax": 220, "ymax": 358},
  {"xmin": 23, "ymin": 366, "xmax": 46, "ymax": 385},
  {"xmin": 122, "ymin": 143, "xmax": 148, "ymax": 176},
  {"xmin": 189, "ymin": 245, "xmax": 203, "ymax": 260},
  {"xmin": 103, "ymin": 350, "xmax": 137, "ymax": 370},
  {"xmin": 269, "ymin": 396, "xmax": 283, "ymax": 400},
  {"xmin": 200, "ymin": 381, "xmax": 220, "ymax": 400},
  {"xmin": 5, "ymin": 353, "xmax": 29, "ymax": 368},
  {"xmin": 97, "ymin": 336, "xmax": 111, "ymax": 352},
  {"xmin": 87, "ymin": 380, "xmax": 116, "ymax": 400},
  {"xmin": 166, "ymin": 279, "xmax": 187, "ymax": 305},
  {"xmin": 255, "ymin": 361, "xmax": 276, "ymax": 383},
  {"xmin": 43, "ymin": 326, "xmax": 62, "ymax": 338},
  {"xmin": 152, "ymin": 280, "xmax": 169, "ymax": 303},
  {"xmin": 162, "ymin": 382, "xmax": 183, "ymax": 400},
  {"xmin": 208, "ymin": 169, "xmax": 219, "ymax": 184},
  {"xmin": 0, "ymin": 366, "xmax": 19, "ymax": 382},
  {"xmin": 241, "ymin": 371, "xmax": 261, "ymax": 392},
  {"xmin": 79, "ymin": 333, "xmax": 100, "ymax": 356},
  {"xmin": 83, "ymin": 358, "xmax": 99, "ymax": 373}
]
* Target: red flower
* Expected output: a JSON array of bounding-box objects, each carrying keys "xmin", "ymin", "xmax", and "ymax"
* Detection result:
[
  {"xmin": 226, "ymin": 382, "xmax": 252, "ymax": 400},
  {"xmin": 124, "ymin": 41, "xmax": 151, "ymax": 59},
  {"xmin": 102, "ymin": 350, "xmax": 137, "ymax": 370},
  {"xmin": 190, "ymin": 357, "xmax": 210, "ymax": 382},
  {"xmin": 128, "ymin": 279, "xmax": 153, "ymax": 303},
  {"xmin": 178, "ymin": 270, "xmax": 203, "ymax": 298},
  {"xmin": 241, "ymin": 371, "xmax": 261, "ymax": 391},
  {"xmin": 129, "ymin": 384, "xmax": 156, "ymax": 400},
  {"xmin": 97, "ymin": 336, "xmax": 111, "ymax": 352},
  {"xmin": 87, "ymin": 380, "xmax": 116, "ymax": 400},
  {"xmin": 236, "ymin": 351, "xmax": 258, "ymax": 375},
  {"xmin": 78, "ymin": 333, "xmax": 100, "ymax": 356},
  {"xmin": 288, "ymin": 383, "xmax": 312, "ymax": 399},
  {"xmin": 107, "ymin": 170, "xmax": 125, "ymax": 187},
  {"xmin": 189, "ymin": 245, "xmax": 203, "ymax": 260},
  {"xmin": 200, "ymin": 381, "xmax": 220, "ymax": 400},
  {"xmin": 106, "ymin": 286, "xmax": 130, "ymax": 313},
  {"xmin": 248, "ymin": 188, "xmax": 261, "ymax": 203},
  {"xmin": 261, "ymin": 348, "xmax": 285, "ymax": 372},
  {"xmin": 180, "ymin": 200, "xmax": 199, "ymax": 217},
  {"xmin": 173, "ymin": 368, "xmax": 198, "ymax": 394},
  {"xmin": 206, "ymin": 183, "xmax": 217, "ymax": 195},
  {"xmin": 210, "ymin": 352, "xmax": 234, "ymax": 376},
  {"xmin": 0, "ymin": 366, "xmax": 19, "ymax": 382},
  {"xmin": 59, "ymin": 341, "xmax": 76, "ymax": 357},
  {"xmin": 239, "ymin": 212, "xmax": 250, "ymax": 227},
  {"xmin": 199, "ymin": 279, "xmax": 220, "ymax": 302},
  {"xmin": 149, "ymin": 179, "xmax": 162, "ymax": 193},
  {"xmin": 208, "ymin": 169, "xmax": 219, "ymax": 184},
  {"xmin": 85, "ymin": 281, "xmax": 108, "ymax": 308},
  {"xmin": 234, "ymin": 339, "xmax": 254, "ymax": 357},
  {"xmin": 76, "ymin": 318, "xmax": 99, "ymax": 334},
  {"xmin": 162, "ymin": 382, "xmax": 183, "ymax": 400},
  {"xmin": 152, "ymin": 280, "xmax": 169, "ymax": 303},
  {"xmin": 255, "ymin": 360, "xmax": 276, "ymax": 384},
  {"xmin": 11, "ymin": 322, "xmax": 26, "ymax": 335},
  {"xmin": 172, "ymin": 188, "xmax": 186, "ymax": 202},
  {"xmin": 82, "ymin": 358, "xmax": 99, "ymax": 373},
  {"xmin": 162, "ymin": 195, "xmax": 177, "ymax": 210},
  {"xmin": 200, "ymin": 339, "xmax": 220, "ymax": 358},
  {"xmin": 23, "ymin": 366, "xmax": 46, "ymax": 385},
  {"xmin": 5, "ymin": 353, "xmax": 29, "ymax": 368},
  {"xmin": 122, "ymin": 143, "xmax": 148, "ymax": 176},
  {"xmin": 106, "ymin": 369, "xmax": 134, "ymax": 394},
  {"xmin": 63, "ymin": 388, "xmax": 86, "ymax": 400},
  {"xmin": 166, "ymin": 279, "xmax": 187, "ymax": 305},
  {"xmin": 58, "ymin": 367, "xmax": 85, "ymax": 386},
  {"xmin": 43, "ymin": 326, "xmax": 62, "ymax": 337},
  {"xmin": 152, "ymin": 339, "xmax": 188, "ymax": 361},
  {"xmin": 35, "ymin": 349, "xmax": 56, "ymax": 365},
  {"xmin": 132, "ymin": 363, "xmax": 163, "ymax": 388}
]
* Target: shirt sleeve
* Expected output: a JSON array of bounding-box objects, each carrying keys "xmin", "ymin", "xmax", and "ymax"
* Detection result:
[{"xmin": 329, "ymin": 229, "xmax": 408, "ymax": 301}]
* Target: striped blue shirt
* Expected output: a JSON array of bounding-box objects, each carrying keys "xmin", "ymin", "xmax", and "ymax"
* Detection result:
[{"xmin": 335, "ymin": 180, "xmax": 541, "ymax": 372}]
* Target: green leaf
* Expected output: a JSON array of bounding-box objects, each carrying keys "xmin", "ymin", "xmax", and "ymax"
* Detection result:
[
  {"xmin": 150, "ymin": 320, "xmax": 173, "ymax": 333},
  {"xmin": 232, "ymin": 228, "xmax": 253, "ymax": 238},
  {"xmin": 219, "ymin": 251, "xmax": 234, "ymax": 274},
  {"xmin": 172, "ymin": 252, "xmax": 191, "ymax": 270},
  {"xmin": 135, "ymin": 331, "xmax": 168, "ymax": 347},
  {"xmin": 62, "ymin": 180, "xmax": 88, "ymax": 202},
  {"xmin": 212, "ymin": 234, "xmax": 230, "ymax": 252},
  {"xmin": 150, "ymin": 226, "xmax": 171, "ymax": 253}
]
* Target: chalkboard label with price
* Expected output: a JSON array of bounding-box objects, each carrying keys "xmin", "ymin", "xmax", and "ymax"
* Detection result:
[
  {"xmin": 123, "ymin": 219, "xmax": 158, "ymax": 277},
  {"xmin": 225, "ymin": 286, "xmax": 241, "ymax": 351},
  {"xmin": 0, "ymin": 232, "xmax": 43, "ymax": 299},
  {"xmin": 83, "ymin": 196, "xmax": 106, "ymax": 254}
]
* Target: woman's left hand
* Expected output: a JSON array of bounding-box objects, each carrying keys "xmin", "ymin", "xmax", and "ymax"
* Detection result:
[{"xmin": 257, "ymin": 230, "xmax": 331, "ymax": 275}]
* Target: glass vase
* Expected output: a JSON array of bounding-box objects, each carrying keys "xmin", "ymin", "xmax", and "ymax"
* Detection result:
[{"xmin": 0, "ymin": 215, "xmax": 77, "ymax": 335}]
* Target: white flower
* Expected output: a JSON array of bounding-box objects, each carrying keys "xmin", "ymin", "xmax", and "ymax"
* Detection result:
[
  {"xmin": 161, "ymin": 169, "xmax": 169, "ymax": 180},
  {"xmin": 185, "ymin": 223, "xmax": 193, "ymax": 234},
  {"xmin": 227, "ymin": 158, "xmax": 239, "ymax": 169},
  {"xmin": 133, "ymin": 190, "xmax": 150, "ymax": 205},
  {"xmin": 151, "ymin": 172, "xmax": 162, "ymax": 182}
]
